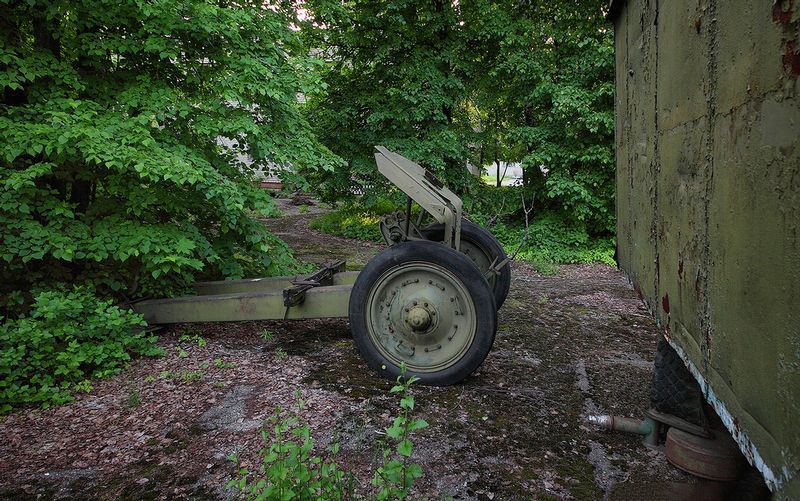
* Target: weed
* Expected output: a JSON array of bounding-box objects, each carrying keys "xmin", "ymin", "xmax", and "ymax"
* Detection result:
[
  {"xmin": 144, "ymin": 375, "xmax": 156, "ymax": 383},
  {"xmin": 73, "ymin": 380, "xmax": 93, "ymax": 394},
  {"xmin": 126, "ymin": 389, "xmax": 141, "ymax": 408},
  {"xmin": 275, "ymin": 348, "xmax": 288, "ymax": 360},
  {"xmin": 176, "ymin": 347, "xmax": 189, "ymax": 358},
  {"xmin": 178, "ymin": 333, "xmax": 207, "ymax": 348},
  {"xmin": 538, "ymin": 294, "xmax": 549, "ymax": 305},
  {"xmin": 159, "ymin": 369, "xmax": 202, "ymax": 384},
  {"xmin": 532, "ymin": 259, "xmax": 558, "ymax": 276},
  {"xmin": 214, "ymin": 381, "xmax": 226, "ymax": 388},
  {"xmin": 298, "ymin": 204, "xmax": 310, "ymax": 214},
  {"xmin": 228, "ymin": 366, "xmax": 426, "ymax": 500},
  {"xmin": 180, "ymin": 371, "xmax": 203, "ymax": 384},
  {"xmin": 371, "ymin": 367, "xmax": 427, "ymax": 499},
  {"xmin": 214, "ymin": 358, "xmax": 236, "ymax": 370},
  {"xmin": 200, "ymin": 361, "xmax": 210, "ymax": 370},
  {"xmin": 259, "ymin": 329, "xmax": 275, "ymax": 341}
]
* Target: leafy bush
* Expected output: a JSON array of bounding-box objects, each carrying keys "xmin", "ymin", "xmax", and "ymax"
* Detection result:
[
  {"xmin": 0, "ymin": 287, "xmax": 163, "ymax": 413},
  {"xmin": 0, "ymin": 0, "xmax": 340, "ymax": 305},
  {"xmin": 485, "ymin": 212, "xmax": 616, "ymax": 267},
  {"xmin": 229, "ymin": 371, "xmax": 427, "ymax": 500}
]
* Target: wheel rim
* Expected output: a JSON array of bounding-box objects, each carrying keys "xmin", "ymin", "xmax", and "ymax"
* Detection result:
[{"xmin": 365, "ymin": 261, "xmax": 477, "ymax": 372}]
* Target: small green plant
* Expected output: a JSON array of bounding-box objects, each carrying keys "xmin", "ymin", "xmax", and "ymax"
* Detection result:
[
  {"xmin": 73, "ymin": 380, "xmax": 94, "ymax": 394},
  {"xmin": 178, "ymin": 333, "xmax": 207, "ymax": 348},
  {"xmin": 214, "ymin": 358, "xmax": 236, "ymax": 370},
  {"xmin": 531, "ymin": 259, "xmax": 558, "ymax": 276},
  {"xmin": 214, "ymin": 381, "xmax": 226, "ymax": 388},
  {"xmin": 228, "ymin": 366, "xmax": 427, "ymax": 500},
  {"xmin": 144, "ymin": 375, "xmax": 156, "ymax": 383},
  {"xmin": 298, "ymin": 204, "xmax": 310, "ymax": 214},
  {"xmin": 159, "ymin": 369, "xmax": 203, "ymax": 384},
  {"xmin": 126, "ymin": 389, "xmax": 141, "ymax": 408},
  {"xmin": 176, "ymin": 347, "xmax": 189, "ymax": 358},
  {"xmin": 259, "ymin": 329, "xmax": 275, "ymax": 341},
  {"xmin": 275, "ymin": 348, "xmax": 288, "ymax": 360},
  {"xmin": 538, "ymin": 294, "xmax": 549, "ymax": 305},
  {"xmin": 229, "ymin": 400, "xmax": 355, "ymax": 500},
  {"xmin": 372, "ymin": 369, "xmax": 427, "ymax": 500},
  {"xmin": 180, "ymin": 370, "xmax": 203, "ymax": 384}
]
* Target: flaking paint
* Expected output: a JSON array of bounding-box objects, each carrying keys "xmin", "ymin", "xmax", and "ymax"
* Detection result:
[{"xmin": 612, "ymin": 0, "xmax": 800, "ymax": 498}]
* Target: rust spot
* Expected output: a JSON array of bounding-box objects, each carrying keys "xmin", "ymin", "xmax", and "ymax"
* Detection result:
[
  {"xmin": 784, "ymin": 41, "xmax": 800, "ymax": 76},
  {"xmin": 693, "ymin": 18, "xmax": 702, "ymax": 33},
  {"xmin": 772, "ymin": 0, "xmax": 793, "ymax": 27},
  {"xmin": 662, "ymin": 293, "xmax": 670, "ymax": 314},
  {"xmin": 678, "ymin": 259, "xmax": 684, "ymax": 280},
  {"xmin": 773, "ymin": 0, "xmax": 800, "ymax": 76}
]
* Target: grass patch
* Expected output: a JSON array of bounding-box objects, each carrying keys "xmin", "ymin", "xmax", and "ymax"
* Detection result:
[{"xmin": 310, "ymin": 211, "xmax": 383, "ymax": 242}]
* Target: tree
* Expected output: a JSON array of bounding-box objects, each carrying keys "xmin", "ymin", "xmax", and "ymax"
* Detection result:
[
  {"xmin": 463, "ymin": 0, "xmax": 615, "ymax": 233},
  {"xmin": 302, "ymin": 0, "xmax": 614, "ymax": 234},
  {"xmin": 300, "ymin": 0, "xmax": 477, "ymax": 203},
  {"xmin": 0, "ymin": 0, "xmax": 340, "ymax": 309}
]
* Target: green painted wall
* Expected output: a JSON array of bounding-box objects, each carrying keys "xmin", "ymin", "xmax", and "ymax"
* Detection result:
[{"xmin": 612, "ymin": 0, "xmax": 800, "ymax": 497}]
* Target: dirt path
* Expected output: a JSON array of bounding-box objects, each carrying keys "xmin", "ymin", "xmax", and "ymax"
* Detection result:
[{"xmin": 0, "ymin": 200, "xmax": 694, "ymax": 500}]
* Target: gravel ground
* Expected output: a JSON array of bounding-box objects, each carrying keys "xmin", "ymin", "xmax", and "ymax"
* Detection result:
[{"xmin": 0, "ymin": 198, "xmax": 704, "ymax": 500}]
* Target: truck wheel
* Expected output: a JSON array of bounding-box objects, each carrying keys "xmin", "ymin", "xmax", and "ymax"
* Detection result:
[
  {"xmin": 650, "ymin": 339, "xmax": 707, "ymax": 426},
  {"xmin": 348, "ymin": 240, "xmax": 497, "ymax": 386},
  {"xmin": 420, "ymin": 220, "xmax": 511, "ymax": 309}
]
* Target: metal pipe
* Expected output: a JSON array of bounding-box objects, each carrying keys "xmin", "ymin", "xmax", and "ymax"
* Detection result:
[{"xmin": 586, "ymin": 415, "xmax": 660, "ymax": 447}]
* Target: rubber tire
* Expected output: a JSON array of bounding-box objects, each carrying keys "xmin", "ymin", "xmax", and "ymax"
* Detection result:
[
  {"xmin": 419, "ymin": 220, "xmax": 511, "ymax": 309},
  {"xmin": 650, "ymin": 339, "xmax": 707, "ymax": 426},
  {"xmin": 349, "ymin": 240, "xmax": 497, "ymax": 386}
]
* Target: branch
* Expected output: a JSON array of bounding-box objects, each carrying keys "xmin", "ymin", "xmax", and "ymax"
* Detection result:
[{"xmin": 508, "ymin": 194, "xmax": 534, "ymax": 261}]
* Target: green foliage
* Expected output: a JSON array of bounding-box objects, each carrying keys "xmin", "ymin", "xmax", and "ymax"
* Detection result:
[
  {"xmin": 229, "ymin": 369, "xmax": 426, "ymax": 500},
  {"xmin": 214, "ymin": 358, "xmax": 236, "ymax": 370},
  {"xmin": 372, "ymin": 371, "xmax": 427, "ymax": 500},
  {"xmin": 300, "ymin": 0, "xmax": 614, "ymax": 234},
  {"xmin": 0, "ymin": 286, "xmax": 162, "ymax": 413},
  {"xmin": 310, "ymin": 211, "xmax": 384, "ymax": 243},
  {"xmin": 484, "ymin": 212, "xmax": 616, "ymax": 267},
  {"xmin": 300, "ymin": 0, "xmax": 476, "ymax": 199},
  {"xmin": 229, "ymin": 399, "xmax": 355, "ymax": 500},
  {"xmin": 0, "ymin": 0, "xmax": 341, "ymax": 306},
  {"xmin": 126, "ymin": 388, "xmax": 141, "ymax": 408}
]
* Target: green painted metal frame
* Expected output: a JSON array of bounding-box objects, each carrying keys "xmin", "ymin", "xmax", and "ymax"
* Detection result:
[
  {"xmin": 374, "ymin": 146, "xmax": 463, "ymax": 250},
  {"xmin": 133, "ymin": 269, "xmax": 356, "ymax": 324},
  {"xmin": 133, "ymin": 147, "xmax": 468, "ymax": 326}
]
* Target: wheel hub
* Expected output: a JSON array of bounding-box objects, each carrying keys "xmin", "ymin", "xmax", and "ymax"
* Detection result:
[{"xmin": 406, "ymin": 306, "xmax": 432, "ymax": 331}]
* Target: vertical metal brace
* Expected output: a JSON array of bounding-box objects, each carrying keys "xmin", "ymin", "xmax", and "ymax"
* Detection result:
[{"xmin": 374, "ymin": 146, "xmax": 463, "ymax": 251}]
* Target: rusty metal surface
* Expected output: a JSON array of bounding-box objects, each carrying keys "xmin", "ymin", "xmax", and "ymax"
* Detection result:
[
  {"xmin": 613, "ymin": 0, "xmax": 800, "ymax": 496},
  {"xmin": 666, "ymin": 427, "xmax": 746, "ymax": 482}
]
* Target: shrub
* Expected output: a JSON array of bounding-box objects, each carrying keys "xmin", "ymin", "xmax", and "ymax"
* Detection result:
[{"xmin": 0, "ymin": 286, "xmax": 163, "ymax": 413}]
